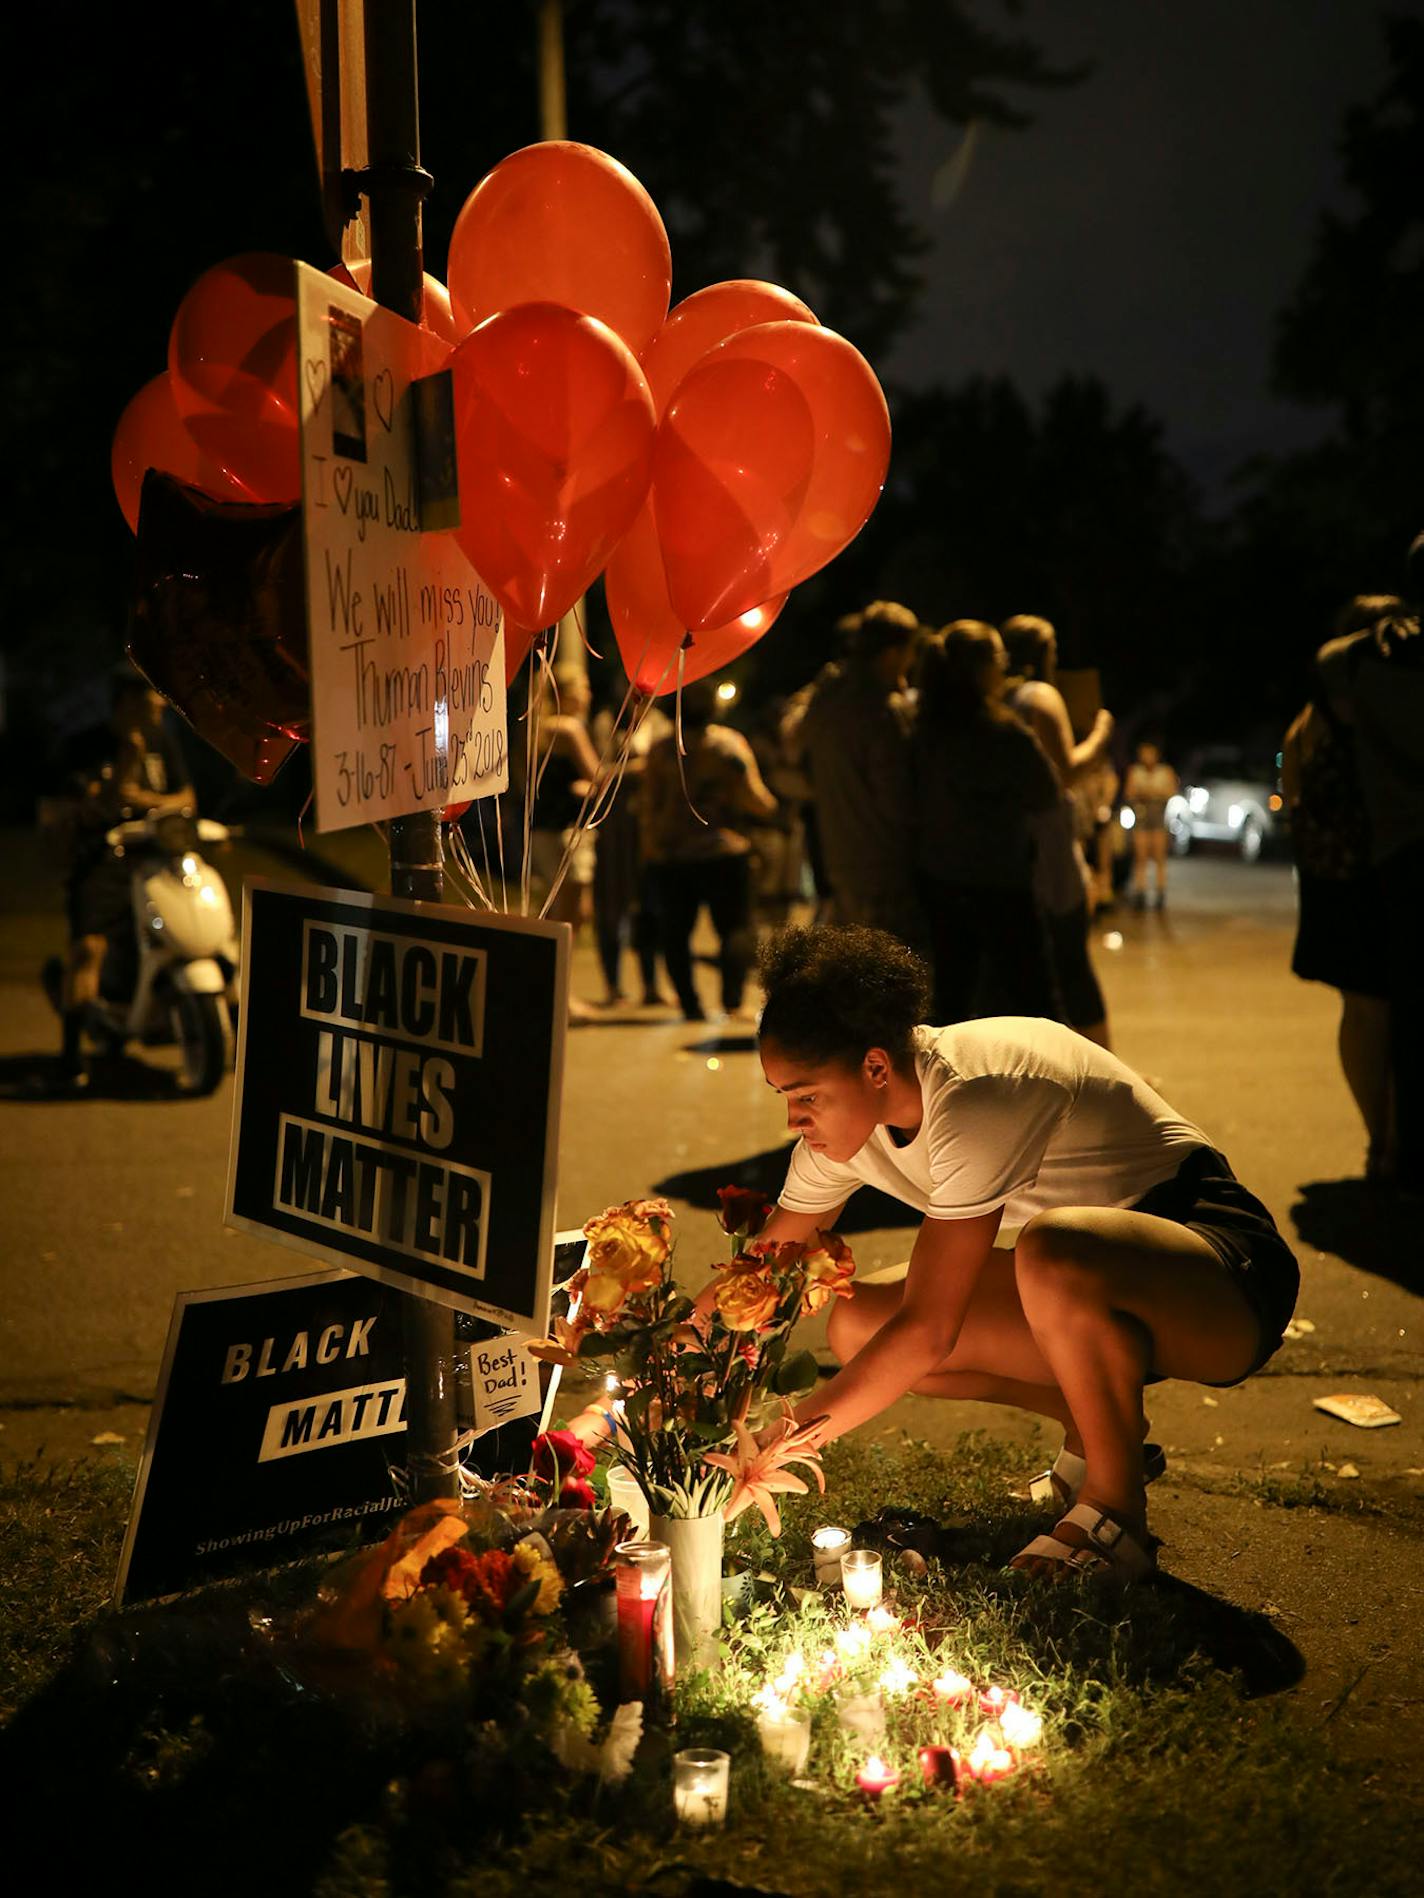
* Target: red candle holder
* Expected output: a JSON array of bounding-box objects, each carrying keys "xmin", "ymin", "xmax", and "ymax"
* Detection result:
[
  {"xmin": 977, "ymin": 1685, "xmax": 1019, "ymax": 1719},
  {"xmin": 615, "ymin": 1540, "xmax": 673, "ymax": 1719},
  {"xmin": 917, "ymin": 1745, "xmax": 963, "ymax": 1793},
  {"xmin": 855, "ymin": 1754, "xmax": 901, "ymax": 1801}
]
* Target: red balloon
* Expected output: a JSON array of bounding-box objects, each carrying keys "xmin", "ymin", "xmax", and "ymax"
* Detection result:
[
  {"xmin": 439, "ymin": 798, "xmax": 474, "ymax": 823},
  {"xmin": 112, "ymin": 373, "xmax": 254, "ymax": 533},
  {"xmin": 168, "ymin": 252, "xmax": 301, "ymax": 502},
  {"xmin": 652, "ymin": 355, "xmax": 817, "ymax": 630},
  {"xmin": 448, "ymin": 142, "xmax": 671, "ymax": 359},
  {"xmin": 641, "ymin": 279, "xmax": 818, "ymax": 414},
  {"xmin": 450, "ymin": 302, "xmax": 657, "ymax": 631},
  {"xmin": 654, "ymin": 323, "xmax": 890, "ymax": 629},
  {"xmin": 331, "ymin": 261, "xmax": 473, "ymax": 346},
  {"xmin": 605, "ymin": 502, "xmax": 785, "ymax": 694}
]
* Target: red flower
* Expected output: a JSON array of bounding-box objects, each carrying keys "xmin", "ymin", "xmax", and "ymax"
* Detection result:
[
  {"xmin": 560, "ymin": 1475, "xmax": 596, "ymax": 1510},
  {"xmin": 717, "ymin": 1185, "xmax": 774, "ymax": 1239},
  {"xmin": 420, "ymin": 1546, "xmax": 521, "ymax": 1620},
  {"xmin": 533, "ymin": 1428, "xmax": 596, "ymax": 1483}
]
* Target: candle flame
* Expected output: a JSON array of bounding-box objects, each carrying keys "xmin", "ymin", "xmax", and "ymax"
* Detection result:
[{"xmin": 932, "ymin": 1668, "xmax": 971, "ymax": 1700}]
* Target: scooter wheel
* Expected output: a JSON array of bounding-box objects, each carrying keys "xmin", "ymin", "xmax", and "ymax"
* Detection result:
[{"xmin": 171, "ymin": 992, "xmax": 227, "ymax": 1096}]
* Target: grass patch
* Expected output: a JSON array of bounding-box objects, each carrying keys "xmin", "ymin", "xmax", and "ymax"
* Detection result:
[{"xmin": 1, "ymin": 1436, "xmax": 1417, "ymax": 1897}]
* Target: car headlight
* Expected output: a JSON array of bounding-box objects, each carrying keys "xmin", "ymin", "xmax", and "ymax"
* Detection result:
[{"xmin": 1188, "ymin": 786, "xmax": 1209, "ymax": 814}]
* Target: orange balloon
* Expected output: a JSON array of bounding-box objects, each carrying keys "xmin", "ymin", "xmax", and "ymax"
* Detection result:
[
  {"xmin": 448, "ymin": 142, "xmax": 671, "ymax": 359},
  {"xmin": 111, "ymin": 373, "xmax": 254, "ymax": 532},
  {"xmin": 168, "ymin": 252, "xmax": 300, "ymax": 501},
  {"xmin": 641, "ymin": 279, "xmax": 818, "ymax": 414},
  {"xmin": 605, "ymin": 502, "xmax": 785, "ymax": 694},
  {"xmin": 332, "ymin": 261, "xmax": 473, "ymax": 346},
  {"xmin": 654, "ymin": 322, "xmax": 890, "ymax": 628},
  {"xmin": 450, "ymin": 302, "xmax": 657, "ymax": 631}
]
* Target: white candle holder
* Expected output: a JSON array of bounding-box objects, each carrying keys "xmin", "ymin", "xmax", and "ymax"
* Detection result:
[
  {"xmin": 605, "ymin": 1464, "xmax": 651, "ymax": 1540},
  {"xmin": 840, "ymin": 1547, "xmax": 883, "ymax": 1609},
  {"xmin": 673, "ymin": 1747, "xmax": 730, "ymax": 1828},
  {"xmin": 835, "ymin": 1685, "xmax": 886, "ymax": 1743},
  {"xmin": 756, "ymin": 1701, "xmax": 812, "ymax": 1775},
  {"xmin": 811, "ymin": 1524, "xmax": 852, "ymax": 1585}
]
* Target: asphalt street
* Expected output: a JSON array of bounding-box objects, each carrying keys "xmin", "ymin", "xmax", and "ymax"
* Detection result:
[{"xmin": 1, "ymin": 824, "xmax": 1420, "ymax": 1769}]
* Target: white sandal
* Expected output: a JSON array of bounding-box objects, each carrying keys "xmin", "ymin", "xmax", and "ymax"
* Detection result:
[
  {"xmin": 1028, "ymin": 1441, "xmax": 1167, "ymax": 1510},
  {"xmin": 1012, "ymin": 1503, "xmax": 1157, "ymax": 1584}
]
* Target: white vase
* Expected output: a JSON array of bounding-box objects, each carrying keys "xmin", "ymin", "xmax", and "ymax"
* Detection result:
[{"xmin": 650, "ymin": 1511, "xmax": 725, "ymax": 1674}]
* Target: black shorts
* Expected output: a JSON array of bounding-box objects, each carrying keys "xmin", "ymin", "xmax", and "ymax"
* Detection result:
[{"xmin": 1128, "ymin": 1146, "xmax": 1299, "ymax": 1384}]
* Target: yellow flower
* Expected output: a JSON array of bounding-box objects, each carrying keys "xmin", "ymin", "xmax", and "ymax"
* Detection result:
[
  {"xmin": 581, "ymin": 1209, "xmax": 669, "ymax": 1312},
  {"xmin": 714, "ymin": 1266, "xmax": 781, "ymax": 1333},
  {"xmin": 512, "ymin": 1540, "xmax": 565, "ymax": 1616}
]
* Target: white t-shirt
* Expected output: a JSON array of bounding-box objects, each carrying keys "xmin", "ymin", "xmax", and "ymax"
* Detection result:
[{"xmin": 779, "ymin": 1020, "xmax": 1207, "ymax": 1232}]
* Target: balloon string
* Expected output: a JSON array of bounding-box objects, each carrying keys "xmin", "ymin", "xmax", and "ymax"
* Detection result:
[
  {"xmin": 674, "ymin": 641, "xmax": 709, "ymax": 829},
  {"xmin": 493, "ymin": 792, "xmax": 509, "ymax": 915},
  {"xmin": 521, "ymin": 639, "xmax": 545, "ymax": 917},
  {"xmin": 538, "ymin": 678, "xmax": 646, "ymax": 920},
  {"xmin": 295, "ymin": 786, "xmax": 314, "ymax": 851}
]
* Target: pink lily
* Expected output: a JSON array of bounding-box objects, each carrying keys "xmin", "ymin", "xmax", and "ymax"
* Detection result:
[{"xmin": 703, "ymin": 1416, "xmax": 827, "ymax": 1537}]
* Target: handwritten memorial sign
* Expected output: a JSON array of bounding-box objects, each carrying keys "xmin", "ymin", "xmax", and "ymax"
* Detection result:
[
  {"xmin": 227, "ymin": 879, "xmax": 569, "ymax": 1332},
  {"xmin": 117, "ymin": 1242, "xmax": 588, "ymax": 1606},
  {"xmin": 296, "ymin": 263, "xmax": 508, "ymax": 829}
]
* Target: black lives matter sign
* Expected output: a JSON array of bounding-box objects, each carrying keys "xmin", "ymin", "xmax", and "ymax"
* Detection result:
[
  {"xmin": 115, "ymin": 1258, "xmax": 581, "ymax": 1606},
  {"xmin": 227, "ymin": 880, "xmax": 569, "ymax": 1333}
]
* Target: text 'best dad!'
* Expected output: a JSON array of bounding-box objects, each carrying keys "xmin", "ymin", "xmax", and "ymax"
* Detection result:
[{"xmin": 273, "ymin": 921, "xmax": 492, "ymax": 1278}]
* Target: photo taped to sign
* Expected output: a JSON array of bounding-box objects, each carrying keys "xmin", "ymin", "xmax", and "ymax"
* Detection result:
[{"xmin": 227, "ymin": 880, "xmax": 569, "ymax": 1336}]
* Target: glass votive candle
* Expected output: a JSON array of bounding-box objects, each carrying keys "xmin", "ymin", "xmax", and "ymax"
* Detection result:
[
  {"xmin": 835, "ymin": 1685, "xmax": 886, "ymax": 1743},
  {"xmin": 840, "ymin": 1547, "xmax": 883, "ymax": 1609},
  {"xmin": 756, "ymin": 1700, "xmax": 812, "ymax": 1775},
  {"xmin": 812, "ymin": 1524, "xmax": 852, "ymax": 1585},
  {"xmin": 605, "ymin": 1464, "xmax": 651, "ymax": 1539},
  {"xmin": 615, "ymin": 1540, "xmax": 673, "ymax": 1714},
  {"xmin": 673, "ymin": 1747, "xmax": 730, "ymax": 1827}
]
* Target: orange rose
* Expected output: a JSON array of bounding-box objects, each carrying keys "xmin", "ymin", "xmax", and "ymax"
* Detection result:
[
  {"xmin": 715, "ymin": 1266, "xmax": 781, "ymax": 1333},
  {"xmin": 800, "ymin": 1234, "xmax": 856, "ymax": 1316},
  {"xmin": 581, "ymin": 1208, "xmax": 670, "ymax": 1312}
]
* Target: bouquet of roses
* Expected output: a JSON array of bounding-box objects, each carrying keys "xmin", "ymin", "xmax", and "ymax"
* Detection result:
[{"xmin": 528, "ymin": 1188, "xmax": 856, "ymax": 1527}]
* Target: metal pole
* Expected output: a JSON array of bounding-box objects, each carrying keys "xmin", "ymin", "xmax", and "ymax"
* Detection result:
[{"xmin": 361, "ymin": 0, "xmax": 459, "ymax": 1502}]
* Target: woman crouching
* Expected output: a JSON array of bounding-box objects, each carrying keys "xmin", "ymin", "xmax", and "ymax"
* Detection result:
[{"xmin": 756, "ymin": 925, "xmax": 1298, "ymax": 1581}]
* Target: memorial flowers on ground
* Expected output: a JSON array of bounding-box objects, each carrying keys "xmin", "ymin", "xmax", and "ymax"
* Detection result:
[{"xmin": 527, "ymin": 1190, "xmax": 856, "ymax": 1524}]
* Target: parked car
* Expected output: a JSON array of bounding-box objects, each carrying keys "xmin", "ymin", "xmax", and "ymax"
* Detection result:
[{"xmin": 1164, "ymin": 747, "xmax": 1286, "ymax": 862}]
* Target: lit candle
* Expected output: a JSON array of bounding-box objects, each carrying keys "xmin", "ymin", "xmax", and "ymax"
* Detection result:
[
  {"xmin": 865, "ymin": 1604, "xmax": 902, "ymax": 1636},
  {"xmin": 918, "ymin": 1744, "xmax": 963, "ymax": 1792},
  {"xmin": 999, "ymin": 1701, "xmax": 1043, "ymax": 1750},
  {"xmin": 878, "ymin": 1655, "xmax": 919, "ymax": 1698},
  {"xmin": 673, "ymin": 1747, "xmax": 730, "ymax": 1827},
  {"xmin": 840, "ymin": 1548, "xmax": 883, "ymax": 1610},
  {"xmin": 967, "ymin": 1727, "xmax": 1016, "ymax": 1784},
  {"xmin": 930, "ymin": 1667, "xmax": 973, "ymax": 1705},
  {"xmin": 615, "ymin": 1540, "xmax": 673, "ymax": 1715},
  {"xmin": 835, "ymin": 1621, "xmax": 873, "ymax": 1662},
  {"xmin": 812, "ymin": 1524, "xmax": 852, "ymax": 1585},
  {"xmin": 855, "ymin": 1753, "xmax": 901, "ymax": 1801},
  {"xmin": 756, "ymin": 1697, "xmax": 812, "ymax": 1775},
  {"xmin": 978, "ymin": 1685, "xmax": 1018, "ymax": 1718}
]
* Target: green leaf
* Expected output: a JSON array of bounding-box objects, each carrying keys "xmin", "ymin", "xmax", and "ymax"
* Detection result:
[
  {"xmin": 502, "ymin": 1577, "xmax": 542, "ymax": 1623},
  {"xmin": 773, "ymin": 1348, "xmax": 820, "ymax": 1395}
]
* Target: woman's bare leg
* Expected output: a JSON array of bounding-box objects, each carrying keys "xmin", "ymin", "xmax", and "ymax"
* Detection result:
[
  {"xmin": 1010, "ymin": 1207, "xmax": 1260, "ymax": 1556},
  {"xmin": 1338, "ymin": 990, "xmax": 1393, "ymax": 1164}
]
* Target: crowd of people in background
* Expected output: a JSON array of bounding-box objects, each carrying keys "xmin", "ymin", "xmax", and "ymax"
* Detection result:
[{"xmin": 508, "ymin": 599, "xmax": 1137, "ymax": 1053}]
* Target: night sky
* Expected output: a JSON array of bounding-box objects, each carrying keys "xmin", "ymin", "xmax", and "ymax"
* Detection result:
[{"xmin": 890, "ymin": 0, "xmax": 1401, "ymax": 505}]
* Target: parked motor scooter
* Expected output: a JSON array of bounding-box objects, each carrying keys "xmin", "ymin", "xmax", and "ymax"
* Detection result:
[{"xmin": 43, "ymin": 810, "xmax": 241, "ymax": 1095}]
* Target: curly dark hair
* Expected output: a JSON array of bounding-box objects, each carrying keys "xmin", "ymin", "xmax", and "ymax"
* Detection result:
[{"xmin": 756, "ymin": 925, "xmax": 931, "ymax": 1068}]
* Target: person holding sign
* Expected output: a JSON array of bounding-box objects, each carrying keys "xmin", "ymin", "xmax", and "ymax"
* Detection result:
[{"xmin": 753, "ymin": 925, "xmax": 1298, "ymax": 1583}]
